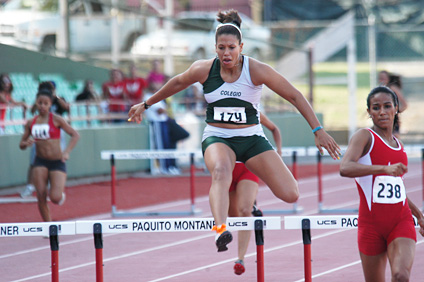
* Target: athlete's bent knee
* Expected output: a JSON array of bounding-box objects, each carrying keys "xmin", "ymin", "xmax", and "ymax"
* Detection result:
[
  {"xmin": 211, "ymin": 165, "xmax": 232, "ymax": 182},
  {"xmin": 392, "ymin": 269, "xmax": 410, "ymax": 282},
  {"xmin": 238, "ymin": 207, "xmax": 252, "ymax": 217},
  {"xmin": 49, "ymin": 193, "xmax": 62, "ymax": 204},
  {"xmin": 284, "ymin": 189, "xmax": 299, "ymax": 203}
]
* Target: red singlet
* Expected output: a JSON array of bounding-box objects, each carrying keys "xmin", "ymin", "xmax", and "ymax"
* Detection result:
[
  {"xmin": 30, "ymin": 112, "xmax": 61, "ymax": 140},
  {"xmin": 355, "ymin": 128, "xmax": 416, "ymax": 255}
]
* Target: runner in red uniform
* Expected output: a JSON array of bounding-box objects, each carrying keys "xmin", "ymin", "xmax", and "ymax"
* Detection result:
[
  {"xmin": 340, "ymin": 86, "xmax": 424, "ymax": 282},
  {"xmin": 228, "ymin": 113, "xmax": 282, "ymax": 275},
  {"xmin": 19, "ymin": 88, "xmax": 79, "ymax": 222}
]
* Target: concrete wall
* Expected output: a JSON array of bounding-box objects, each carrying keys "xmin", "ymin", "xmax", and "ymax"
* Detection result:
[
  {"xmin": 0, "ymin": 124, "xmax": 150, "ymax": 188},
  {"xmin": 0, "ymin": 112, "xmax": 323, "ymax": 189}
]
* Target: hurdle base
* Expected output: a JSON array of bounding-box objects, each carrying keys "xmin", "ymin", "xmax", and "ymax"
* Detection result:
[
  {"xmin": 0, "ymin": 197, "xmax": 37, "ymax": 204},
  {"xmin": 319, "ymin": 207, "xmax": 358, "ymax": 214},
  {"xmin": 262, "ymin": 205, "xmax": 304, "ymax": 215},
  {"xmin": 112, "ymin": 209, "xmax": 203, "ymax": 217}
]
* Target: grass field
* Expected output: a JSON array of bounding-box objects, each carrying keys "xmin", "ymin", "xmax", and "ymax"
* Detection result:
[{"xmin": 292, "ymin": 61, "xmax": 424, "ymax": 136}]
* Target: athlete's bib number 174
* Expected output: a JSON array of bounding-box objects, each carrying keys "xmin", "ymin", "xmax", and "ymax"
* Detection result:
[
  {"xmin": 372, "ymin": 175, "xmax": 406, "ymax": 204},
  {"xmin": 213, "ymin": 107, "xmax": 247, "ymax": 123}
]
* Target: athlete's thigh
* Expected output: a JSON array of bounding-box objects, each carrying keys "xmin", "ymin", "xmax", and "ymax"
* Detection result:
[
  {"xmin": 359, "ymin": 251, "xmax": 387, "ymax": 282},
  {"xmin": 32, "ymin": 166, "xmax": 49, "ymax": 193},
  {"xmin": 387, "ymin": 237, "xmax": 415, "ymax": 277},
  {"xmin": 49, "ymin": 170, "xmax": 67, "ymax": 198},
  {"xmin": 204, "ymin": 142, "xmax": 236, "ymax": 175},
  {"xmin": 245, "ymin": 150, "xmax": 297, "ymax": 199},
  {"xmin": 228, "ymin": 190, "xmax": 238, "ymax": 217}
]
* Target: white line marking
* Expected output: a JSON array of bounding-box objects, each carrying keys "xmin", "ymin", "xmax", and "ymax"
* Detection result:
[
  {"xmin": 292, "ymin": 239, "xmax": 424, "ymax": 282},
  {"xmin": 2, "ymin": 171, "xmax": 422, "ymax": 281},
  {"xmin": 148, "ymin": 229, "xmax": 349, "ymax": 282}
]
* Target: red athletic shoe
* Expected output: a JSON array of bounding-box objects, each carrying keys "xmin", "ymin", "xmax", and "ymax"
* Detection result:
[{"xmin": 234, "ymin": 260, "xmax": 245, "ymax": 275}]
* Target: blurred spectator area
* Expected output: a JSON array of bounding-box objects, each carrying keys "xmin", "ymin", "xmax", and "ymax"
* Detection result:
[
  {"xmin": 1, "ymin": 72, "xmax": 102, "ymax": 134},
  {"xmin": 1, "ymin": 72, "xmax": 202, "ymax": 135}
]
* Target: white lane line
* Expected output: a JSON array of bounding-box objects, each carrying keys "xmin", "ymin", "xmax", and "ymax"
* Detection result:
[
  {"xmin": 9, "ymin": 233, "xmax": 214, "ymax": 282},
  {"xmin": 148, "ymin": 229, "xmax": 349, "ymax": 282},
  {"xmin": 293, "ymin": 260, "xmax": 362, "ymax": 282},
  {"xmin": 1, "ymin": 183, "xmax": 421, "ymax": 261},
  {"xmin": 2, "ymin": 171, "xmax": 422, "ymax": 281},
  {"xmin": 293, "ymin": 239, "xmax": 424, "ymax": 282}
]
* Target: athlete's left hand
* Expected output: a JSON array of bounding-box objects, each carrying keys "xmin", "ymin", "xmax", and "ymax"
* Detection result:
[
  {"xmin": 418, "ymin": 218, "xmax": 424, "ymax": 237},
  {"xmin": 62, "ymin": 152, "xmax": 70, "ymax": 162},
  {"xmin": 314, "ymin": 129, "xmax": 341, "ymax": 160}
]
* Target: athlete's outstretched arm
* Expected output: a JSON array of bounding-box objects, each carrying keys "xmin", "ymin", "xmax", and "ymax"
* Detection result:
[
  {"xmin": 128, "ymin": 60, "xmax": 211, "ymax": 123},
  {"xmin": 250, "ymin": 59, "xmax": 340, "ymax": 160}
]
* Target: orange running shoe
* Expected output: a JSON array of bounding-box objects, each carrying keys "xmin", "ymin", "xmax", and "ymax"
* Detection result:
[{"xmin": 212, "ymin": 224, "xmax": 232, "ymax": 252}]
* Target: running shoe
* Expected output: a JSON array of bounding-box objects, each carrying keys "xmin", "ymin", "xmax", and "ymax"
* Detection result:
[
  {"xmin": 252, "ymin": 204, "xmax": 263, "ymax": 217},
  {"xmin": 215, "ymin": 230, "xmax": 233, "ymax": 252},
  {"xmin": 20, "ymin": 184, "xmax": 35, "ymax": 198},
  {"xmin": 234, "ymin": 259, "xmax": 245, "ymax": 275}
]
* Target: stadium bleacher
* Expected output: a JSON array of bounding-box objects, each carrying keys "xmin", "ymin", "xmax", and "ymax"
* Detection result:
[{"xmin": 2, "ymin": 73, "xmax": 103, "ymax": 134}]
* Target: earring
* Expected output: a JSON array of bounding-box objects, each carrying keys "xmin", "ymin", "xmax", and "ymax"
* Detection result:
[{"xmin": 369, "ymin": 115, "xmax": 372, "ymax": 118}]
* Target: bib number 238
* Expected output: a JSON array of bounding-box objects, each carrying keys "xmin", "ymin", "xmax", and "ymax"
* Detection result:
[
  {"xmin": 213, "ymin": 107, "xmax": 247, "ymax": 123},
  {"xmin": 372, "ymin": 175, "xmax": 406, "ymax": 204}
]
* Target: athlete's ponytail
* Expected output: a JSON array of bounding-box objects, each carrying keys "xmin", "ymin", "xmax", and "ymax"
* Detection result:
[{"xmin": 215, "ymin": 9, "xmax": 243, "ymax": 43}]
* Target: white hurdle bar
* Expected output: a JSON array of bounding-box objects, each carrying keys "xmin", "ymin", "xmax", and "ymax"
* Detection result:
[
  {"xmin": 284, "ymin": 215, "xmax": 422, "ymax": 282},
  {"xmin": 100, "ymin": 149, "xmax": 204, "ymax": 217},
  {"xmin": 0, "ymin": 222, "xmax": 76, "ymax": 282},
  {"xmin": 1, "ymin": 217, "xmax": 280, "ymax": 282},
  {"xmin": 76, "ymin": 217, "xmax": 280, "ymax": 282}
]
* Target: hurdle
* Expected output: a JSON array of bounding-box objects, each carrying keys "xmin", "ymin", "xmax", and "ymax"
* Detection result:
[
  {"xmin": 101, "ymin": 149, "xmax": 204, "ymax": 217},
  {"xmin": 0, "ymin": 221, "xmax": 75, "ymax": 282},
  {"xmin": 284, "ymin": 215, "xmax": 422, "ymax": 282},
  {"xmin": 317, "ymin": 150, "xmax": 358, "ymax": 213},
  {"xmin": 75, "ymin": 216, "xmax": 281, "ymax": 282},
  {"xmin": 0, "ymin": 197, "xmax": 37, "ymax": 204}
]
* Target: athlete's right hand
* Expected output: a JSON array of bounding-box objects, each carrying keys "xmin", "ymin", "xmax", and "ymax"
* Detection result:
[
  {"xmin": 24, "ymin": 138, "xmax": 35, "ymax": 147},
  {"xmin": 385, "ymin": 163, "xmax": 408, "ymax": 176},
  {"xmin": 127, "ymin": 102, "xmax": 146, "ymax": 124}
]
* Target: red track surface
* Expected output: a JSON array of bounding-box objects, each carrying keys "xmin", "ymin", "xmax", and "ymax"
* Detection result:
[{"xmin": 0, "ymin": 162, "xmax": 423, "ymax": 282}]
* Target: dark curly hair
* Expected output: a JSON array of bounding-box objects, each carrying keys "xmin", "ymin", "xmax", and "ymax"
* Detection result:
[
  {"xmin": 36, "ymin": 81, "xmax": 54, "ymax": 101},
  {"xmin": 215, "ymin": 9, "xmax": 242, "ymax": 43}
]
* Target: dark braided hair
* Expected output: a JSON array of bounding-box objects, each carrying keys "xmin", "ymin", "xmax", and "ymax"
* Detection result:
[
  {"xmin": 215, "ymin": 9, "xmax": 242, "ymax": 44},
  {"xmin": 367, "ymin": 86, "xmax": 399, "ymax": 131},
  {"xmin": 36, "ymin": 89, "xmax": 53, "ymax": 100}
]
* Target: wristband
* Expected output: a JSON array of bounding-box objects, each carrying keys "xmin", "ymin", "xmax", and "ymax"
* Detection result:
[
  {"xmin": 312, "ymin": 125, "xmax": 323, "ymax": 133},
  {"xmin": 143, "ymin": 101, "xmax": 150, "ymax": 109}
]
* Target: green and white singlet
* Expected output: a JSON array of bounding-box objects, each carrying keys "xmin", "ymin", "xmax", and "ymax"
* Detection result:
[{"xmin": 202, "ymin": 56, "xmax": 266, "ymax": 141}]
